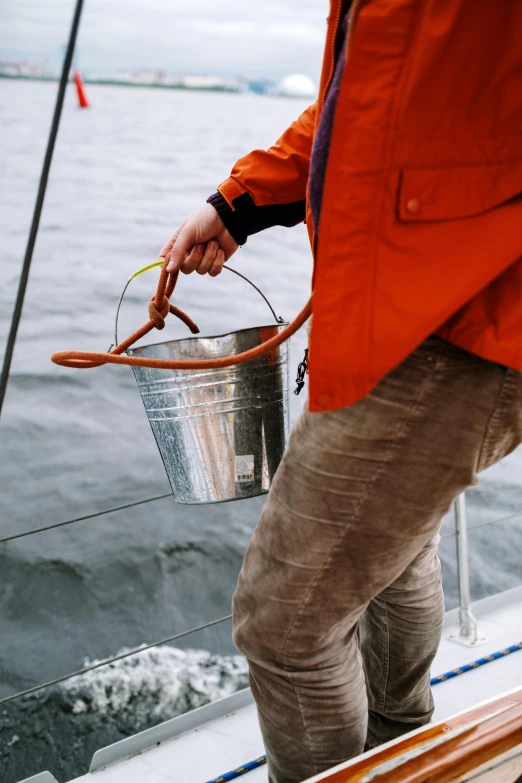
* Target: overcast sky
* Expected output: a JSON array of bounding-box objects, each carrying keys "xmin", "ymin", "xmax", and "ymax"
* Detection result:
[{"xmin": 1, "ymin": 0, "xmax": 329, "ymax": 80}]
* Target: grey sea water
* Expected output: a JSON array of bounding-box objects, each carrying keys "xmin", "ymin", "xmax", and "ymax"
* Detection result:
[{"xmin": 0, "ymin": 79, "xmax": 520, "ymax": 782}]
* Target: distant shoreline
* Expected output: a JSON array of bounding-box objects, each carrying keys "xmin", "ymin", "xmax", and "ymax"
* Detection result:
[{"xmin": 0, "ymin": 73, "xmax": 241, "ymax": 93}]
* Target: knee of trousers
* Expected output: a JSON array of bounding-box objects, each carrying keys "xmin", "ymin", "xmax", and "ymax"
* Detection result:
[
  {"xmin": 232, "ymin": 581, "xmax": 289, "ymax": 668},
  {"xmin": 232, "ymin": 586, "xmax": 359, "ymax": 676},
  {"xmin": 232, "ymin": 585, "xmax": 267, "ymax": 662}
]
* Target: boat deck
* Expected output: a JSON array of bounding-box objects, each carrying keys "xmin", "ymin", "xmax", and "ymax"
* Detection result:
[{"xmin": 22, "ymin": 586, "xmax": 522, "ymax": 783}]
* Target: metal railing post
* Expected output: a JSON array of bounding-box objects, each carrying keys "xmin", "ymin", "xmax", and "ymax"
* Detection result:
[
  {"xmin": 448, "ymin": 493, "xmax": 487, "ymax": 647},
  {"xmin": 455, "ymin": 493, "xmax": 473, "ymax": 637}
]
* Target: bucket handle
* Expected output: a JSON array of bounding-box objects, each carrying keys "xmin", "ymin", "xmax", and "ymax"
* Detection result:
[{"xmin": 113, "ymin": 262, "xmax": 285, "ymax": 349}]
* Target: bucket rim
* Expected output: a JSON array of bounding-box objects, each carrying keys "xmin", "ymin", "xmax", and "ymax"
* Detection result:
[
  {"xmin": 170, "ymin": 488, "xmax": 269, "ymax": 505},
  {"xmin": 126, "ymin": 321, "xmax": 290, "ymax": 356}
]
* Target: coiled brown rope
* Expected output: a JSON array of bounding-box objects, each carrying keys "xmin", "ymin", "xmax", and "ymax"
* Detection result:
[{"xmin": 51, "ymin": 258, "xmax": 312, "ymax": 371}]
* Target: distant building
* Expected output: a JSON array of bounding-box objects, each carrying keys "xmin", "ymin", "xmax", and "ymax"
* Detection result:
[
  {"xmin": 111, "ymin": 69, "xmax": 135, "ymax": 83},
  {"xmin": 247, "ymin": 79, "xmax": 277, "ymax": 96},
  {"xmin": 83, "ymin": 70, "xmax": 240, "ymax": 92},
  {"xmin": 0, "ymin": 58, "xmax": 309, "ymax": 99},
  {"xmin": 131, "ymin": 69, "xmax": 166, "ymax": 85},
  {"xmin": 277, "ymin": 74, "xmax": 317, "ymax": 99},
  {"xmin": 0, "ymin": 60, "xmax": 46, "ymax": 79},
  {"xmin": 181, "ymin": 75, "xmax": 240, "ymax": 92}
]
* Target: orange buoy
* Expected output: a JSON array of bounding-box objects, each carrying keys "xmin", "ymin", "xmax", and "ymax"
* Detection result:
[{"xmin": 73, "ymin": 70, "xmax": 90, "ymax": 109}]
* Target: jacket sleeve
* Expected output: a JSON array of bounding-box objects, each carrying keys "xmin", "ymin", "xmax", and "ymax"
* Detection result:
[{"xmin": 207, "ymin": 102, "xmax": 316, "ymax": 244}]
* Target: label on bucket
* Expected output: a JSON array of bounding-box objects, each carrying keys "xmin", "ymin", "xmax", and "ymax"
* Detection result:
[{"xmin": 235, "ymin": 455, "xmax": 255, "ymax": 483}]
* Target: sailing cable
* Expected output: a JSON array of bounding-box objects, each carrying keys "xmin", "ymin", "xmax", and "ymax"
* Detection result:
[
  {"xmin": 1, "ymin": 504, "xmax": 520, "ymax": 547},
  {"xmin": 440, "ymin": 510, "xmax": 522, "ymax": 541},
  {"xmin": 0, "ymin": 492, "xmax": 172, "ymax": 545},
  {"xmin": 1, "ymin": 621, "xmax": 520, "ymax": 709},
  {"xmin": 0, "ymin": 0, "xmax": 86, "ymax": 419},
  {"xmin": 0, "ymin": 614, "xmax": 233, "ymax": 706}
]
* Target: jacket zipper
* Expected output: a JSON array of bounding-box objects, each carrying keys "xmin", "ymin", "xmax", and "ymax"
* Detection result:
[
  {"xmin": 321, "ymin": 0, "xmax": 362, "ymax": 114},
  {"xmin": 311, "ymin": 0, "xmax": 361, "ymax": 290},
  {"xmin": 305, "ymin": 0, "xmax": 362, "ymax": 398},
  {"xmin": 321, "ymin": 1, "xmax": 344, "ymax": 108}
]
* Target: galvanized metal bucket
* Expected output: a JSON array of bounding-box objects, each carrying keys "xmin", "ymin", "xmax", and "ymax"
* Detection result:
[{"xmin": 123, "ymin": 268, "xmax": 290, "ymax": 504}]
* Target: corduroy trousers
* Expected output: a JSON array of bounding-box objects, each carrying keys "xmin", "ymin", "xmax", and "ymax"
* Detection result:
[{"xmin": 232, "ymin": 336, "xmax": 522, "ymax": 783}]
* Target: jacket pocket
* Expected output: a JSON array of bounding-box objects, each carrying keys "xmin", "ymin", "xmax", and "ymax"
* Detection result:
[{"xmin": 397, "ymin": 160, "xmax": 522, "ymax": 223}]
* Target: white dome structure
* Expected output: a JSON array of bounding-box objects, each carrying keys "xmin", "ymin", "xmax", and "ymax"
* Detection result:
[{"xmin": 278, "ymin": 74, "xmax": 317, "ymax": 99}]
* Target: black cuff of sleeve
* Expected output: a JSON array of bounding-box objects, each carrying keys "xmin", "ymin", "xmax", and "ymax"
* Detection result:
[{"xmin": 207, "ymin": 192, "xmax": 248, "ymax": 246}]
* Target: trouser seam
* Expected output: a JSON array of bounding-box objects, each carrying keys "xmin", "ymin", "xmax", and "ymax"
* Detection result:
[
  {"xmin": 369, "ymin": 600, "xmax": 391, "ymax": 746},
  {"xmin": 279, "ymin": 349, "xmax": 443, "ymax": 765},
  {"xmin": 250, "ymin": 666, "xmax": 319, "ymax": 779},
  {"xmin": 292, "ymin": 681, "xmax": 319, "ymax": 777},
  {"xmin": 282, "ymin": 350, "xmax": 443, "ymax": 661},
  {"xmin": 378, "ymin": 600, "xmax": 390, "ymax": 716}
]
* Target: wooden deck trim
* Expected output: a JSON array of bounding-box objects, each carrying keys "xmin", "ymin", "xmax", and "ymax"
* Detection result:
[{"xmin": 315, "ymin": 687, "xmax": 522, "ymax": 783}]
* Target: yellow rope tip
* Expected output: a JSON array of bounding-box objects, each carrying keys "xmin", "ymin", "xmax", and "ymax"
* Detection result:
[{"xmin": 131, "ymin": 260, "xmax": 165, "ymax": 279}]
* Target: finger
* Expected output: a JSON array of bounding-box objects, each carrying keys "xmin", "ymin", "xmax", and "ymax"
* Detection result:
[
  {"xmin": 160, "ymin": 221, "xmax": 185, "ymax": 260},
  {"xmin": 195, "ymin": 240, "xmax": 219, "ymax": 275},
  {"xmin": 179, "ymin": 244, "xmax": 205, "ymax": 275},
  {"xmin": 167, "ymin": 224, "xmax": 196, "ymax": 272},
  {"xmin": 181, "ymin": 239, "xmax": 217, "ymax": 275},
  {"xmin": 208, "ymin": 248, "xmax": 226, "ymax": 277}
]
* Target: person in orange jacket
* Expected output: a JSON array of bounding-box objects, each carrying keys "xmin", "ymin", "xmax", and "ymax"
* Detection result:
[{"xmin": 160, "ymin": 2, "xmax": 522, "ymax": 781}]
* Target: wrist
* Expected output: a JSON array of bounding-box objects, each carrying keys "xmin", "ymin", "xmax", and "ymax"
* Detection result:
[{"xmin": 207, "ymin": 192, "xmax": 247, "ymax": 246}]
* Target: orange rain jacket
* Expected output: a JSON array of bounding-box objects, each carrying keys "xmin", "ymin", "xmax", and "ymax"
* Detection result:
[{"xmin": 217, "ymin": 0, "xmax": 522, "ymax": 412}]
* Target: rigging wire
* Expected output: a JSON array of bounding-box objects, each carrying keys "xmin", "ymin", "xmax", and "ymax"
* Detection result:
[
  {"xmin": 0, "ymin": 614, "xmax": 233, "ymax": 706},
  {"xmin": 1, "ymin": 500, "xmax": 520, "ymax": 547},
  {"xmin": 0, "ymin": 0, "xmax": 85, "ymax": 419},
  {"xmin": 0, "ymin": 492, "xmax": 172, "ymax": 545},
  {"xmin": 439, "ymin": 510, "xmax": 522, "ymax": 541},
  {"xmin": 458, "ymin": 509, "xmax": 522, "ymax": 534}
]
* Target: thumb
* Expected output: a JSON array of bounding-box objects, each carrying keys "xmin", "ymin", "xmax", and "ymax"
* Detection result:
[
  {"xmin": 159, "ymin": 220, "xmax": 186, "ymax": 261},
  {"xmin": 167, "ymin": 224, "xmax": 196, "ymax": 272}
]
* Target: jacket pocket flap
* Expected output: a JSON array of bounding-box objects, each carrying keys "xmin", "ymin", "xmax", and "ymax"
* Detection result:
[{"xmin": 398, "ymin": 161, "xmax": 522, "ymax": 222}]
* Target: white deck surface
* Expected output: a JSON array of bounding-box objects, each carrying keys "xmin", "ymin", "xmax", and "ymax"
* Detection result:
[{"xmin": 22, "ymin": 587, "xmax": 522, "ymax": 783}]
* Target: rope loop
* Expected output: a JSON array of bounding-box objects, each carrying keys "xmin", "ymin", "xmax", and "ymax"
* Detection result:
[{"xmin": 51, "ymin": 257, "xmax": 312, "ymax": 371}]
